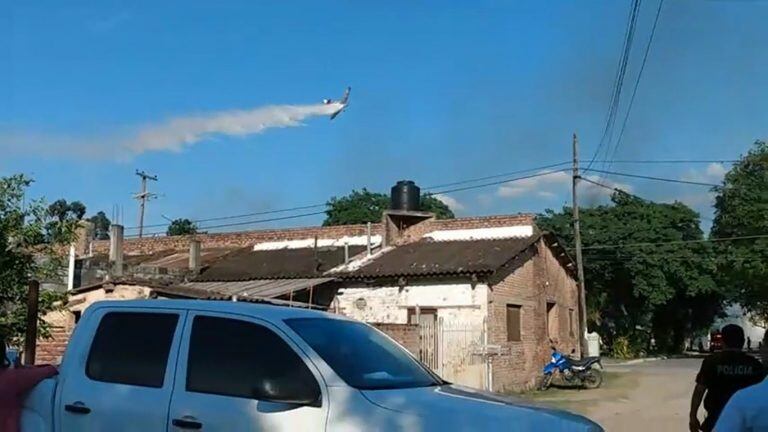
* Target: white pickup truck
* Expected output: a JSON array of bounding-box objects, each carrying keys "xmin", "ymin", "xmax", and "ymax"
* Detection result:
[{"xmin": 22, "ymin": 299, "xmax": 603, "ymax": 431}]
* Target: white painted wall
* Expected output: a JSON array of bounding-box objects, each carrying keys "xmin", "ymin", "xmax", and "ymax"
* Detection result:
[{"xmin": 335, "ymin": 282, "xmax": 488, "ymax": 324}]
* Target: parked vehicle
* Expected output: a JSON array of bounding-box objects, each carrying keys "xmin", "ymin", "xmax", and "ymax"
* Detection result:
[
  {"xmin": 22, "ymin": 300, "xmax": 603, "ymax": 431},
  {"xmin": 538, "ymin": 347, "xmax": 603, "ymax": 391},
  {"xmin": 709, "ymin": 330, "xmax": 724, "ymax": 352}
]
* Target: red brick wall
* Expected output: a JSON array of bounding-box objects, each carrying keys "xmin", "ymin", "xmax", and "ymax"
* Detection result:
[
  {"xmin": 91, "ymin": 223, "xmax": 385, "ymax": 255},
  {"xmin": 36, "ymin": 326, "xmax": 73, "ymax": 365},
  {"xmin": 372, "ymin": 323, "xmax": 420, "ymax": 356},
  {"xmin": 487, "ymin": 239, "xmax": 580, "ymax": 392},
  {"xmin": 88, "ymin": 214, "xmax": 535, "ymax": 256}
]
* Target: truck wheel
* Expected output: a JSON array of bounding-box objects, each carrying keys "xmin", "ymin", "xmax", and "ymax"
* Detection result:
[{"xmin": 582, "ymin": 369, "xmax": 602, "ymax": 389}]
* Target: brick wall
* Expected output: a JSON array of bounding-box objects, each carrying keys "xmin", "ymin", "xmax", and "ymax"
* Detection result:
[
  {"xmin": 88, "ymin": 214, "xmax": 535, "ymax": 256},
  {"xmin": 91, "ymin": 223, "xmax": 385, "ymax": 255},
  {"xmin": 372, "ymin": 323, "xmax": 420, "ymax": 356},
  {"xmin": 35, "ymin": 310, "xmax": 76, "ymax": 365},
  {"xmin": 487, "ymin": 239, "xmax": 580, "ymax": 392}
]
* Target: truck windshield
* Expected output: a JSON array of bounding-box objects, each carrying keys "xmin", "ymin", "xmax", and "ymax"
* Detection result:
[{"xmin": 285, "ymin": 318, "xmax": 441, "ymax": 390}]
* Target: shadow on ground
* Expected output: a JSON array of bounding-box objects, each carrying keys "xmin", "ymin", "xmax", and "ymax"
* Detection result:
[{"xmin": 515, "ymin": 372, "xmax": 638, "ymax": 414}]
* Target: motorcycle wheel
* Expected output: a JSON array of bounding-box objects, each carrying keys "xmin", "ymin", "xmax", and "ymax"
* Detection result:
[
  {"xmin": 582, "ymin": 369, "xmax": 603, "ymax": 389},
  {"xmin": 537, "ymin": 374, "xmax": 553, "ymax": 391}
]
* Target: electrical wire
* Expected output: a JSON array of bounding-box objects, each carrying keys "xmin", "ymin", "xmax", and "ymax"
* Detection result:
[
  {"xmin": 124, "ymin": 203, "xmax": 328, "ymax": 230},
  {"xmin": 606, "ymin": 0, "xmax": 666, "ymax": 172},
  {"xmin": 583, "ymin": 168, "xmax": 719, "ymax": 187},
  {"xmin": 126, "ymin": 210, "xmax": 328, "ymax": 238},
  {"xmin": 586, "ymin": 0, "xmax": 643, "ymax": 172},
  {"xmin": 423, "ymin": 161, "xmax": 570, "ymax": 190},
  {"xmin": 424, "ymin": 169, "xmax": 571, "ymax": 196},
  {"xmin": 577, "ymin": 234, "xmax": 768, "ymax": 250}
]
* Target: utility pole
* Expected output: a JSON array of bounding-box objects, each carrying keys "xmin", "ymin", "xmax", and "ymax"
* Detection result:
[
  {"xmin": 134, "ymin": 170, "xmax": 158, "ymax": 238},
  {"xmin": 572, "ymin": 133, "xmax": 589, "ymax": 357}
]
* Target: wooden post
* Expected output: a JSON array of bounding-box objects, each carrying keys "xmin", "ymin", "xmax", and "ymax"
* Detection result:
[
  {"xmin": 24, "ymin": 280, "xmax": 40, "ymax": 365},
  {"xmin": 572, "ymin": 133, "xmax": 589, "ymax": 357}
]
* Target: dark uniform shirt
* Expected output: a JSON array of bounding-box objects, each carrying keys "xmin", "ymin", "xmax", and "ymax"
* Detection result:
[{"xmin": 696, "ymin": 350, "xmax": 765, "ymax": 431}]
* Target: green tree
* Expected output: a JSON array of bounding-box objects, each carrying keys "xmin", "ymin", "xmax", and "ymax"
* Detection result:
[
  {"xmin": 87, "ymin": 211, "xmax": 111, "ymax": 240},
  {"xmin": 166, "ymin": 218, "xmax": 198, "ymax": 236},
  {"xmin": 323, "ymin": 189, "xmax": 455, "ymax": 226},
  {"xmin": 45, "ymin": 199, "xmax": 86, "ymax": 243},
  {"xmin": 0, "ymin": 175, "xmax": 79, "ymax": 343},
  {"xmin": 537, "ymin": 193, "xmax": 720, "ymax": 355},
  {"xmin": 711, "ymin": 140, "xmax": 768, "ymax": 321}
]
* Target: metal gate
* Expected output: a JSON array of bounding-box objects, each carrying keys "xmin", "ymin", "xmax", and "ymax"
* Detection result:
[{"xmin": 419, "ymin": 318, "xmax": 487, "ymax": 389}]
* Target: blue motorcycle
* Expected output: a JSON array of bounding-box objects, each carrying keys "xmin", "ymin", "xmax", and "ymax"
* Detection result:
[{"xmin": 538, "ymin": 346, "xmax": 603, "ymax": 390}]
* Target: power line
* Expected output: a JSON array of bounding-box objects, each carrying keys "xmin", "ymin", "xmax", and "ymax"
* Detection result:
[
  {"xmin": 584, "ymin": 159, "xmax": 737, "ymax": 165},
  {"xmin": 424, "ymin": 161, "xmax": 570, "ymax": 190},
  {"xmin": 122, "ymin": 157, "xmax": 733, "ymax": 232},
  {"xmin": 425, "ymin": 169, "xmax": 571, "ymax": 196},
  {"xmin": 126, "ymin": 210, "xmax": 327, "ymax": 237},
  {"xmin": 125, "ymin": 203, "xmax": 328, "ymax": 230},
  {"xmin": 586, "ymin": 0, "xmax": 643, "ymax": 172},
  {"xmin": 577, "ymin": 234, "xmax": 768, "ymax": 250},
  {"xmin": 607, "ymin": 0, "xmax": 666, "ymax": 171},
  {"xmin": 583, "ymin": 168, "xmax": 720, "ymax": 187}
]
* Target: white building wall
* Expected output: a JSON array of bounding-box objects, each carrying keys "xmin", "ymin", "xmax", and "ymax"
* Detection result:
[{"xmin": 335, "ymin": 282, "xmax": 489, "ymax": 324}]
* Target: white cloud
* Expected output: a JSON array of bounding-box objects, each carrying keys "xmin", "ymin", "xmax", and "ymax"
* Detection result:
[
  {"xmin": 434, "ymin": 194, "xmax": 465, "ymax": 211},
  {"xmin": 675, "ymin": 163, "xmax": 728, "ymax": 216},
  {"xmin": 0, "ymin": 102, "xmax": 344, "ymax": 160},
  {"xmin": 495, "ymin": 170, "xmax": 631, "ymax": 203},
  {"xmin": 681, "ymin": 163, "xmax": 727, "ymax": 184}
]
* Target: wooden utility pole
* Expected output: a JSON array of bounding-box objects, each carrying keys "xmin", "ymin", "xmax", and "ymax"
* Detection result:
[
  {"xmin": 134, "ymin": 170, "xmax": 158, "ymax": 238},
  {"xmin": 23, "ymin": 280, "xmax": 40, "ymax": 365},
  {"xmin": 572, "ymin": 133, "xmax": 589, "ymax": 357}
]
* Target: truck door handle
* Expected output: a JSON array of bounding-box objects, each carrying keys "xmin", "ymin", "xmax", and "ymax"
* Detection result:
[
  {"xmin": 172, "ymin": 418, "xmax": 203, "ymax": 430},
  {"xmin": 64, "ymin": 402, "xmax": 91, "ymax": 414}
]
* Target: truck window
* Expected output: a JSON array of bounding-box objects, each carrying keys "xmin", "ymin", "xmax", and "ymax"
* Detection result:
[
  {"xmin": 186, "ymin": 316, "xmax": 319, "ymax": 400},
  {"xmin": 86, "ymin": 312, "xmax": 179, "ymax": 388}
]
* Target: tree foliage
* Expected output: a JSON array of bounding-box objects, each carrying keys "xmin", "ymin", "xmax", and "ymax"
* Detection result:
[
  {"xmin": 0, "ymin": 175, "xmax": 79, "ymax": 343},
  {"xmin": 711, "ymin": 140, "xmax": 768, "ymax": 322},
  {"xmin": 323, "ymin": 189, "xmax": 455, "ymax": 226},
  {"xmin": 166, "ymin": 218, "xmax": 198, "ymax": 236},
  {"xmin": 87, "ymin": 211, "xmax": 111, "ymax": 240},
  {"xmin": 45, "ymin": 199, "xmax": 86, "ymax": 243},
  {"xmin": 537, "ymin": 193, "xmax": 721, "ymax": 355}
]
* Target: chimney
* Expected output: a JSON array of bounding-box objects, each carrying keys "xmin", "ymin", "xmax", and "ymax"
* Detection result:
[
  {"xmin": 189, "ymin": 239, "xmax": 201, "ymax": 272},
  {"xmin": 109, "ymin": 224, "xmax": 124, "ymax": 277},
  {"xmin": 382, "ymin": 180, "xmax": 434, "ymax": 247}
]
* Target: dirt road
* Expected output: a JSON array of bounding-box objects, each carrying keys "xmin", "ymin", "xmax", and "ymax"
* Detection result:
[{"xmin": 530, "ymin": 358, "xmax": 703, "ymax": 431}]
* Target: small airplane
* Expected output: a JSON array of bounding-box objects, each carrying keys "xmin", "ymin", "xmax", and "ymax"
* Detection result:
[{"xmin": 323, "ymin": 86, "xmax": 351, "ymax": 120}]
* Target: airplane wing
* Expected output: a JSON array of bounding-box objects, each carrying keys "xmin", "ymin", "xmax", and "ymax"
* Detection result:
[
  {"xmin": 330, "ymin": 110, "xmax": 341, "ymax": 120},
  {"xmin": 340, "ymin": 87, "xmax": 351, "ymax": 105}
]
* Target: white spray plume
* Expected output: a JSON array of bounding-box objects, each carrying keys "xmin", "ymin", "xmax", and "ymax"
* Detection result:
[
  {"xmin": 127, "ymin": 102, "xmax": 343, "ymax": 154},
  {"xmin": 0, "ymin": 102, "xmax": 344, "ymax": 160}
]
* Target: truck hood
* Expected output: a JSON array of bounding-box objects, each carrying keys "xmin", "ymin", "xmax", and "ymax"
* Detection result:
[{"xmin": 361, "ymin": 385, "xmax": 603, "ymax": 431}]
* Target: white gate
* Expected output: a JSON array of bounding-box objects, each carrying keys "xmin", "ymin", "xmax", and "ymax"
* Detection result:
[{"xmin": 419, "ymin": 318, "xmax": 487, "ymax": 389}]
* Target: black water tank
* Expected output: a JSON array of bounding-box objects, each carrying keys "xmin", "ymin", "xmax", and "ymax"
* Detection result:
[{"xmin": 391, "ymin": 180, "xmax": 420, "ymax": 211}]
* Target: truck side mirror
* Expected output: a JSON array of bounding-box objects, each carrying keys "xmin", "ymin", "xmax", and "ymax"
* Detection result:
[{"xmin": 252, "ymin": 377, "xmax": 321, "ymax": 407}]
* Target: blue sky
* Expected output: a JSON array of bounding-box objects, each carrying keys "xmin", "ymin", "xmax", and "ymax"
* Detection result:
[{"xmin": 2, "ymin": 0, "xmax": 766, "ymax": 235}]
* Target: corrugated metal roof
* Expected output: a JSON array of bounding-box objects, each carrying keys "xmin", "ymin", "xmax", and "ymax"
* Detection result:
[
  {"xmin": 183, "ymin": 278, "xmax": 335, "ymax": 299},
  {"xmin": 194, "ymin": 246, "xmax": 366, "ymax": 282},
  {"xmin": 343, "ymin": 235, "xmax": 541, "ymax": 279}
]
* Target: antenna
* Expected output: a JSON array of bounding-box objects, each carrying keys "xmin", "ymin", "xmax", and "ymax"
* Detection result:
[{"xmin": 134, "ymin": 170, "xmax": 158, "ymax": 238}]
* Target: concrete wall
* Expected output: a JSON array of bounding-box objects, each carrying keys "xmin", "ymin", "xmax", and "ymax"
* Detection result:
[
  {"xmin": 488, "ymin": 240, "xmax": 580, "ymax": 392},
  {"xmin": 334, "ymin": 281, "xmax": 489, "ymax": 325}
]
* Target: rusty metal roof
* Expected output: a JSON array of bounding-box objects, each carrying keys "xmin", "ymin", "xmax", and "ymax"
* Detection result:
[
  {"xmin": 343, "ymin": 235, "xmax": 541, "ymax": 279},
  {"xmin": 182, "ymin": 278, "xmax": 335, "ymax": 299},
  {"xmin": 194, "ymin": 246, "xmax": 367, "ymax": 282}
]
